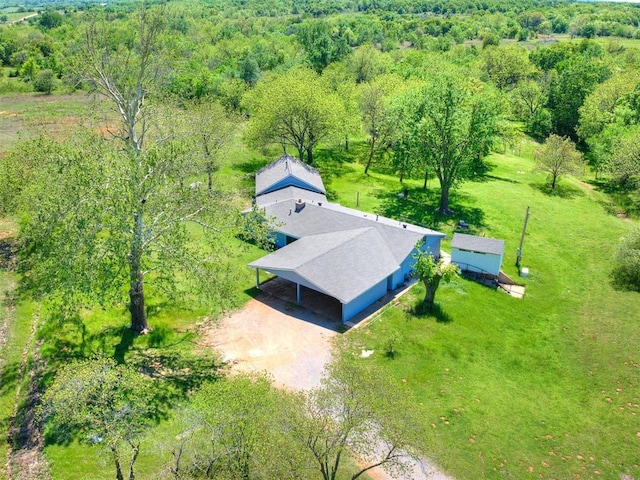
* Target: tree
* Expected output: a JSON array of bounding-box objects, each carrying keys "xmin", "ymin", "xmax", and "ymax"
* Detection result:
[
  {"xmin": 358, "ymin": 75, "xmax": 401, "ymax": 174},
  {"xmin": 40, "ymin": 359, "xmax": 156, "ymax": 480},
  {"xmin": 299, "ymin": 355, "xmax": 421, "ymax": 480},
  {"xmin": 535, "ymin": 134, "xmax": 585, "ymax": 189},
  {"xmin": 296, "ymin": 19, "xmax": 350, "ymax": 73},
  {"xmin": 182, "ymin": 99, "xmax": 236, "ymax": 191},
  {"xmin": 38, "ymin": 9, "xmax": 63, "ymax": 30},
  {"xmin": 33, "ymin": 68, "xmax": 54, "ymax": 94},
  {"xmin": 412, "ymin": 247, "xmax": 459, "ymax": 308},
  {"xmin": 606, "ymin": 127, "xmax": 640, "ymax": 188},
  {"xmin": 348, "ymin": 44, "xmax": 386, "ymax": 84},
  {"xmin": 548, "ymin": 55, "xmax": 610, "ymax": 139},
  {"xmin": 612, "ymin": 227, "xmax": 640, "ymax": 292},
  {"xmin": 244, "ymin": 68, "xmax": 344, "ymax": 164},
  {"xmin": 168, "ymin": 374, "xmax": 308, "ymax": 480},
  {"xmin": 577, "ymin": 72, "xmax": 639, "ymax": 142},
  {"xmin": 14, "ymin": 5, "xmax": 244, "ymax": 333},
  {"xmin": 397, "ymin": 74, "xmax": 503, "ymax": 213},
  {"xmin": 482, "ymin": 45, "xmax": 537, "ymax": 90}
]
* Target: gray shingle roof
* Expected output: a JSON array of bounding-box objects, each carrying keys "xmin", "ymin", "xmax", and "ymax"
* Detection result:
[
  {"xmin": 248, "ymin": 228, "xmax": 399, "ymax": 303},
  {"xmin": 255, "ymin": 154, "xmax": 326, "ymax": 196},
  {"xmin": 262, "ymin": 199, "xmax": 444, "ymax": 264},
  {"xmin": 255, "ymin": 186, "xmax": 327, "ymax": 207},
  {"xmin": 451, "ymin": 233, "xmax": 505, "ymax": 255}
]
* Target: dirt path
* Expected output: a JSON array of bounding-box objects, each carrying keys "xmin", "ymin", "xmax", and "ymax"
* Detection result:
[
  {"xmin": 0, "ymin": 219, "xmax": 50, "ymax": 480},
  {"xmin": 5, "ymin": 308, "xmax": 50, "ymax": 480}
]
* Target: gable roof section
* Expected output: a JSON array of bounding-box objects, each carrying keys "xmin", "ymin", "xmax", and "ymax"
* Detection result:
[
  {"xmin": 452, "ymin": 233, "xmax": 505, "ymax": 255},
  {"xmin": 256, "ymin": 154, "xmax": 326, "ymax": 197},
  {"xmin": 262, "ymin": 199, "xmax": 445, "ymax": 264},
  {"xmin": 255, "ymin": 186, "xmax": 327, "ymax": 207},
  {"xmin": 248, "ymin": 228, "xmax": 399, "ymax": 303}
]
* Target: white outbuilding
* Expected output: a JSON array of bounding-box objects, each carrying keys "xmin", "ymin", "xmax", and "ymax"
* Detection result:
[{"xmin": 451, "ymin": 233, "xmax": 505, "ymax": 278}]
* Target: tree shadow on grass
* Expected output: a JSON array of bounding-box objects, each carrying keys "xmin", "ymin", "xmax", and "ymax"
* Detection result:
[
  {"xmin": 481, "ymin": 174, "xmax": 521, "ymax": 184},
  {"xmin": 236, "ymin": 156, "xmax": 270, "ymax": 175},
  {"xmin": 410, "ymin": 302, "xmax": 453, "ymax": 323},
  {"xmin": 375, "ymin": 188, "xmax": 486, "ymax": 231},
  {"xmin": 531, "ymin": 182, "xmax": 584, "ymax": 199}
]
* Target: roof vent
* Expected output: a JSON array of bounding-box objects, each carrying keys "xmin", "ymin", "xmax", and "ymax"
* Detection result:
[{"xmin": 295, "ymin": 199, "xmax": 305, "ymax": 212}]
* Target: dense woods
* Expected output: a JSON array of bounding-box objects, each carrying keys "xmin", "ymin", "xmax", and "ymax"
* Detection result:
[{"xmin": 1, "ymin": 0, "xmax": 640, "ymax": 479}]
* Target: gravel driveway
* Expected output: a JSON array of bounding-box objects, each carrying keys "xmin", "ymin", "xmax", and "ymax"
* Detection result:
[{"xmin": 199, "ymin": 292, "xmax": 341, "ymax": 390}]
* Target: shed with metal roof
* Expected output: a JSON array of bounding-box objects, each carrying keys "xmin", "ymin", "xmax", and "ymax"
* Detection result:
[{"xmin": 451, "ymin": 233, "xmax": 505, "ymax": 277}]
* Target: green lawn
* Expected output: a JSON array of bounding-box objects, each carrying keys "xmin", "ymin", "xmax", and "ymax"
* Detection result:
[
  {"xmin": 2, "ymin": 94, "xmax": 639, "ymax": 479},
  {"xmin": 322, "ymin": 148, "xmax": 640, "ymax": 479}
]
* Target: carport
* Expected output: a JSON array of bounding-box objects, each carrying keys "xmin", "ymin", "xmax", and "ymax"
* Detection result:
[{"xmin": 248, "ymin": 228, "xmax": 399, "ymax": 323}]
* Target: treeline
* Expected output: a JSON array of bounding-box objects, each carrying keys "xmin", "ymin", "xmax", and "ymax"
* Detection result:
[{"xmin": 1, "ymin": 0, "xmax": 639, "ymax": 214}]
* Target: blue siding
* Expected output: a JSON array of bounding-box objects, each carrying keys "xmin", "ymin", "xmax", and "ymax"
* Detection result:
[
  {"xmin": 424, "ymin": 235, "xmax": 443, "ymax": 257},
  {"xmin": 342, "ymin": 278, "xmax": 388, "ymax": 321},
  {"xmin": 271, "ymin": 232, "xmax": 287, "ymax": 248},
  {"xmin": 260, "ymin": 177, "xmax": 324, "ymax": 196}
]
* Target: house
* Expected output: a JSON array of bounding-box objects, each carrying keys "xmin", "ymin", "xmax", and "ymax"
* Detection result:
[
  {"xmin": 450, "ymin": 233, "xmax": 505, "ymax": 277},
  {"xmin": 248, "ymin": 155, "xmax": 446, "ymax": 323}
]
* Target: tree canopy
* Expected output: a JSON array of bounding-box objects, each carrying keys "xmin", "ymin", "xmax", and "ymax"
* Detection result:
[
  {"xmin": 535, "ymin": 134, "xmax": 585, "ymax": 189},
  {"xmin": 396, "ymin": 72, "xmax": 503, "ymax": 213},
  {"xmin": 244, "ymin": 68, "xmax": 346, "ymax": 164}
]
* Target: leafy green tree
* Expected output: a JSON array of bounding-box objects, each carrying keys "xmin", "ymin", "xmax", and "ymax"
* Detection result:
[
  {"xmin": 40, "ymin": 359, "xmax": 156, "ymax": 480},
  {"xmin": 19, "ymin": 55, "xmax": 38, "ymax": 81},
  {"xmin": 612, "ymin": 227, "xmax": 640, "ymax": 292},
  {"xmin": 33, "ymin": 68, "xmax": 54, "ymax": 94},
  {"xmin": 510, "ymin": 79, "xmax": 551, "ymax": 138},
  {"xmin": 38, "ymin": 9, "xmax": 63, "ymax": 30},
  {"xmin": 348, "ymin": 43, "xmax": 386, "ymax": 84},
  {"xmin": 577, "ymin": 72, "xmax": 639, "ymax": 142},
  {"xmin": 358, "ymin": 75, "xmax": 402, "ymax": 174},
  {"xmin": 606, "ymin": 127, "xmax": 640, "ymax": 188},
  {"xmin": 244, "ymin": 68, "xmax": 345, "ymax": 164},
  {"xmin": 397, "ymin": 74, "xmax": 503, "ymax": 213},
  {"xmin": 182, "ymin": 99, "xmax": 236, "ymax": 191},
  {"xmin": 548, "ymin": 55, "xmax": 610, "ymax": 138},
  {"xmin": 299, "ymin": 355, "xmax": 422, "ymax": 480},
  {"xmin": 482, "ymin": 45, "xmax": 537, "ymax": 90},
  {"xmin": 168, "ymin": 374, "xmax": 307, "ymax": 479},
  {"xmin": 535, "ymin": 134, "xmax": 585, "ymax": 189},
  {"xmin": 297, "ymin": 19, "xmax": 351, "ymax": 73},
  {"xmin": 13, "ymin": 6, "xmax": 244, "ymax": 333},
  {"xmin": 413, "ymin": 247, "xmax": 459, "ymax": 308}
]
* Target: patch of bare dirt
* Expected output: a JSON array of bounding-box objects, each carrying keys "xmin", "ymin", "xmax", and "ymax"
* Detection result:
[{"xmin": 5, "ymin": 309, "xmax": 51, "ymax": 480}]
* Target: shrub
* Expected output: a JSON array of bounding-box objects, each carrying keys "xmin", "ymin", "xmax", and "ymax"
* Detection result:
[
  {"xmin": 612, "ymin": 227, "xmax": 640, "ymax": 292},
  {"xmin": 33, "ymin": 69, "xmax": 55, "ymax": 94}
]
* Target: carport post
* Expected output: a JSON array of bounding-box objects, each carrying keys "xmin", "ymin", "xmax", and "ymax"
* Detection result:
[
  {"xmin": 255, "ymin": 269, "xmax": 260, "ymax": 289},
  {"xmin": 296, "ymin": 283, "xmax": 301, "ymax": 304}
]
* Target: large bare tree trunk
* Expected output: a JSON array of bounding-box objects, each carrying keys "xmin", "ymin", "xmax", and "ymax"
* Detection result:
[{"xmin": 128, "ymin": 212, "xmax": 148, "ymax": 333}]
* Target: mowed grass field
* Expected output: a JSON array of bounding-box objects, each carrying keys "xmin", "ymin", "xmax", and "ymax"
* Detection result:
[{"xmin": 316, "ymin": 147, "xmax": 640, "ymax": 479}]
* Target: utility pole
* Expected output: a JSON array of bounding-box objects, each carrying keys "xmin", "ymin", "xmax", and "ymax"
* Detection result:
[
  {"xmin": 516, "ymin": 207, "xmax": 529, "ymax": 267},
  {"xmin": 516, "ymin": 206, "xmax": 530, "ymax": 266}
]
